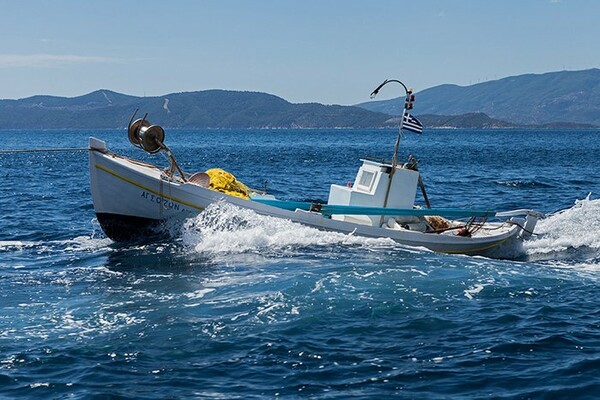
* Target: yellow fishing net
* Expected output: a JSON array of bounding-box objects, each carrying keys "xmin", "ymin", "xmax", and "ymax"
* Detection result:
[{"xmin": 205, "ymin": 168, "xmax": 250, "ymax": 199}]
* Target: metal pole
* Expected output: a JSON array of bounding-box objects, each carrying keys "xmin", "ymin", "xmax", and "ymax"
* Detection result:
[
  {"xmin": 391, "ymin": 107, "xmax": 407, "ymax": 170},
  {"xmin": 368, "ymin": 79, "xmax": 411, "ymax": 225},
  {"xmin": 380, "ymin": 104, "xmax": 407, "ymax": 225}
]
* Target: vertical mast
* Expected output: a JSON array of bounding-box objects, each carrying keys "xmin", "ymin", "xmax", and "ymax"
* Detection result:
[
  {"xmin": 370, "ymin": 80, "xmax": 414, "ymax": 218},
  {"xmin": 391, "ymin": 104, "xmax": 408, "ymax": 171}
]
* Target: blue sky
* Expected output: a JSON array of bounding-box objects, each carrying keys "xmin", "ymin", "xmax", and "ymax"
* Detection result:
[{"xmin": 1, "ymin": 0, "xmax": 598, "ymax": 104}]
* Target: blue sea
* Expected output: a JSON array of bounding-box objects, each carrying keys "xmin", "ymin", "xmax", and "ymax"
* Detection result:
[{"xmin": 2, "ymin": 128, "xmax": 600, "ymax": 398}]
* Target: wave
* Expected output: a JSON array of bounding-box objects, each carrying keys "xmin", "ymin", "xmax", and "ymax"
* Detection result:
[
  {"xmin": 496, "ymin": 180, "xmax": 554, "ymax": 188},
  {"xmin": 0, "ymin": 237, "xmax": 111, "ymax": 253},
  {"xmin": 179, "ymin": 201, "xmax": 398, "ymax": 256},
  {"xmin": 178, "ymin": 197, "xmax": 600, "ymax": 267},
  {"xmin": 0, "ymin": 240, "xmax": 39, "ymax": 251},
  {"xmin": 0, "ymin": 236, "xmax": 113, "ymax": 272},
  {"xmin": 524, "ymin": 195, "xmax": 600, "ymax": 265}
]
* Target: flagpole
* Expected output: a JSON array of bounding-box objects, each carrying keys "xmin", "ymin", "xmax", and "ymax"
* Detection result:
[
  {"xmin": 392, "ymin": 107, "xmax": 407, "ymax": 170},
  {"xmin": 370, "ymin": 79, "xmax": 413, "ymax": 224},
  {"xmin": 369, "ymin": 79, "xmax": 413, "ymax": 170}
]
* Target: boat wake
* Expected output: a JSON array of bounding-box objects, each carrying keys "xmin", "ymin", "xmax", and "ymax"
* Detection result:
[
  {"xmin": 178, "ymin": 197, "xmax": 600, "ymax": 267},
  {"xmin": 524, "ymin": 195, "xmax": 600, "ymax": 267},
  {"xmin": 179, "ymin": 201, "xmax": 398, "ymax": 256}
]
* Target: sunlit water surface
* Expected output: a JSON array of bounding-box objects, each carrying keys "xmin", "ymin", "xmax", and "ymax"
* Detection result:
[{"xmin": 1, "ymin": 128, "xmax": 600, "ymax": 398}]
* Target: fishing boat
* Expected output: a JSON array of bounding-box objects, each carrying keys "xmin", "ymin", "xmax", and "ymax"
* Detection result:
[{"xmin": 89, "ymin": 79, "xmax": 543, "ymax": 255}]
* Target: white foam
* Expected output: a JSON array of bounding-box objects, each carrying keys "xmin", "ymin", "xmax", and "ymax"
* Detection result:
[
  {"xmin": 184, "ymin": 288, "xmax": 215, "ymax": 299},
  {"xmin": 0, "ymin": 237, "xmax": 111, "ymax": 254},
  {"xmin": 525, "ymin": 195, "xmax": 600, "ymax": 255},
  {"xmin": 180, "ymin": 201, "xmax": 397, "ymax": 255},
  {"xmin": 464, "ymin": 284, "xmax": 485, "ymax": 300},
  {"xmin": 0, "ymin": 240, "xmax": 40, "ymax": 251},
  {"xmin": 62, "ymin": 236, "xmax": 113, "ymax": 252}
]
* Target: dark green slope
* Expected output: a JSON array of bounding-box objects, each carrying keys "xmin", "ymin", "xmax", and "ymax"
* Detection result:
[{"xmin": 0, "ymin": 89, "xmax": 391, "ymax": 129}]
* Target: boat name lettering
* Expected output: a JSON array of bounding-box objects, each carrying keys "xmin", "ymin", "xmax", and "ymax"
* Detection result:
[{"xmin": 140, "ymin": 191, "xmax": 180, "ymax": 211}]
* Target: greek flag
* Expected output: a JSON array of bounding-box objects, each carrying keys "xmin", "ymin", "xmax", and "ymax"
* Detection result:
[{"xmin": 402, "ymin": 113, "xmax": 423, "ymax": 134}]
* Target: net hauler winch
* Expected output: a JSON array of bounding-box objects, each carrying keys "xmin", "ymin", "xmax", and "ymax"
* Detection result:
[{"xmin": 126, "ymin": 110, "xmax": 186, "ymax": 181}]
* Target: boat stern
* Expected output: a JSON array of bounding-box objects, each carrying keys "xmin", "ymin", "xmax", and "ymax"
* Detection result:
[{"xmin": 496, "ymin": 209, "xmax": 544, "ymax": 239}]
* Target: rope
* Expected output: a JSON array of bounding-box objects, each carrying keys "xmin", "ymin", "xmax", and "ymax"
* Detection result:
[
  {"xmin": 464, "ymin": 216, "xmax": 487, "ymax": 236},
  {"xmin": 0, "ymin": 147, "xmax": 89, "ymax": 154},
  {"xmin": 506, "ymin": 220, "xmax": 538, "ymax": 237}
]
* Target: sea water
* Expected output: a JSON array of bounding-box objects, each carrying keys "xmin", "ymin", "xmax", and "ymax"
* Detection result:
[{"xmin": 1, "ymin": 128, "xmax": 600, "ymax": 398}]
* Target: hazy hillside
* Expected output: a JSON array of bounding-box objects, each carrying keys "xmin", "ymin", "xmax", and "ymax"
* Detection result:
[
  {"xmin": 0, "ymin": 90, "xmax": 392, "ymax": 129},
  {"xmin": 357, "ymin": 69, "xmax": 600, "ymax": 126},
  {"xmin": 2, "ymin": 70, "xmax": 599, "ymax": 130}
]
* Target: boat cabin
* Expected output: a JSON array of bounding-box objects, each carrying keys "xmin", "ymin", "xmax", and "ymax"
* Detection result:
[{"xmin": 327, "ymin": 159, "xmax": 419, "ymax": 227}]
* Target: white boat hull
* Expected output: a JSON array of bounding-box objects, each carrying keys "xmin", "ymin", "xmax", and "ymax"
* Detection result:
[{"xmin": 89, "ymin": 139, "xmax": 530, "ymax": 255}]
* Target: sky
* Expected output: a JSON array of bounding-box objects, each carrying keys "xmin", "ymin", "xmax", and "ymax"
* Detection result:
[{"xmin": 1, "ymin": 0, "xmax": 599, "ymax": 105}]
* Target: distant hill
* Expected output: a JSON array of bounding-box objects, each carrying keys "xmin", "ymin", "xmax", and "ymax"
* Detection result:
[
  {"xmin": 415, "ymin": 113, "xmax": 596, "ymax": 129},
  {"xmin": 412, "ymin": 113, "xmax": 518, "ymax": 129},
  {"xmin": 0, "ymin": 90, "xmax": 392, "ymax": 129},
  {"xmin": 357, "ymin": 69, "xmax": 600, "ymax": 126},
  {"xmin": 2, "ymin": 71, "xmax": 599, "ymax": 130}
]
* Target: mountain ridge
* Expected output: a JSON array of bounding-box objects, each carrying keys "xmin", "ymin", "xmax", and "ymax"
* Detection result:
[
  {"xmin": 357, "ymin": 69, "xmax": 600, "ymax": 126},
  {"xmin": 1, "ymin": 69, "xmax": 599, "ymax": 129},
  {"xmin": 0, "ymin": 89, "xmax": 393, "ymax": 129}
]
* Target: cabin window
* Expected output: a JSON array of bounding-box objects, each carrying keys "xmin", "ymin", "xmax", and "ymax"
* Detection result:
[{"xmin": 356, "ymin": 170, "xmax": 376, "ymax": 192}]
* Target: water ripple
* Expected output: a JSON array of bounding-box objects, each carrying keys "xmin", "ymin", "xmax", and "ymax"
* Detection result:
[{"xmin": 3, "ymin": 129, "xmax": 600, "ymax": 398}]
